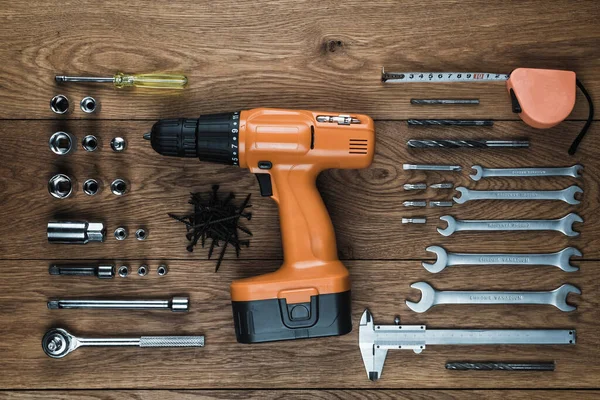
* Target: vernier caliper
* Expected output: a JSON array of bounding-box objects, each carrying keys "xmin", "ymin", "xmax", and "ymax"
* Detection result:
[{"xmin": 359, "ymin": 309, "xmax": 575, "ymax": 381}]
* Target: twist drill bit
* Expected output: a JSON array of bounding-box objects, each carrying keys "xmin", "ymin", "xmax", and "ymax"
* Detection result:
[
  {"xmin": 446, "ymin": 362, "xmax": 555, "ymax": 371},
  {"xmin": 408, "ymin": 119, "xmax": 494, "ymax": 126},
  {"xmin": 407, "ymin": 139, "xmax": 529, "ymax": 148}
]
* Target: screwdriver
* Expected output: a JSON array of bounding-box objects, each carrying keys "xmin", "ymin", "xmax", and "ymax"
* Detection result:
[{"xmin": 55, "ymin": 72, "xmax": 188, "ymax": 89}]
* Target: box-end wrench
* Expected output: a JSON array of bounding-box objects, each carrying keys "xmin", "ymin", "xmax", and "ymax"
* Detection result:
[
  {"xmin": 42, "ymin": 328, "xmax": 204, "ymax": 359},
  {"xmin": 422, "ymin": 246, "xmax": 581, "ymax": 273},
  {"xmin": 437, "ymin": 213, "xmax": 583, "ymax": 237},
  {"xmin": 405, "ymin": 282, "xmax": 581, "ymax": 313},
  {"xmin": 470, "ymin": 165, "xmax": 583, "ymax": 181},
  {"xmin": 453, "ymin": 186, "xmax": 582, "ymax": 205}
]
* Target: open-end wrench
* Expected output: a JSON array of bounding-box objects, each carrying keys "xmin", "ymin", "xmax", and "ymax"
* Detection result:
[
  {"xmin": 42, "ymin": 328, "xmax": 204, "ymax": 359},
  {"xmin": 437, "ymin": 213, "xmax": 583, "ymax": 237},
  {"xmin": 470, "ymin": 165, "xmax": 583, "ymax": 181},
  {"xmin": 422, "ymin": 246, "xmax": 581, "ymax": 273},
  {"xmin": 453, "ymin": 186, "xmax": 582, "ymax": 205},
  {"xmin": 405, "ymin": 282, "xmax": 581, "ymax": 313}
]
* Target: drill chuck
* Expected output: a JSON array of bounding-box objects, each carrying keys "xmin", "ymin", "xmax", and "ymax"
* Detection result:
[{"xmin": 145, "ymin": 112, "xmax": 241, "ymax": 165}]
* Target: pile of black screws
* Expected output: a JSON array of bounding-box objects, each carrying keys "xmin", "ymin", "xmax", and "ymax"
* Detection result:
[{"xmin": 169, "ymin": 185, "xmax": 252, "ymax": 271}]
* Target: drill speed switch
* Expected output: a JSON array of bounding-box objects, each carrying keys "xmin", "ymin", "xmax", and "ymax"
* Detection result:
[{"xmin": 146, "ymin": 108, "xmax": 375, "ymax": 343}]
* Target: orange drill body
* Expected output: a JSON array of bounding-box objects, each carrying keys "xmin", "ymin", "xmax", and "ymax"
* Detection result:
[{"xmin": 147, "ymin": 108, "xmax": 375, "ymax": 343}]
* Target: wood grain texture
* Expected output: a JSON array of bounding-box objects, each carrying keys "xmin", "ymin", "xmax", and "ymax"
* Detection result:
[
  {"xmin": 0, "ymin": 1, "xmax": 598, "ymax": 119},
  {"xmin": 2, "ymin": 390, "xmax": 600, "ymax": 400},
  {"xmin": 0, "ymin": 260, "xmax": 596, "ymax": 389},
  {"xmin": 0, "ymin": 120, "xmax": 595, "ymax": 260}
]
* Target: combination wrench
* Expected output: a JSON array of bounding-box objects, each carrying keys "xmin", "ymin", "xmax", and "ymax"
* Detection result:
[
  {"xmin": 437, "ymin": 213, "xmax": 583, "ymax": 237},
  {"xmin": 405, "ymin": 282, "xmax": 581, "ymax": 313},
  {"xmin": 42, "ymin": 328, "xmax": 204, "ymax": 358},
  {"xmin": 453, "ymin": 185, "xmax": 583, "ymax": 205},
  {"xmin": 470, "ymin": 165, "xmax": 583, "ymax": 181},
  {"xmin": 422, "ymin": 246, "xmax": 581, "ymax": 273}
]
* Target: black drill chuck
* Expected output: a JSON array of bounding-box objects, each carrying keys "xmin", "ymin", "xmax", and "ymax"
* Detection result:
[{"xmin": 145, "ymin": 111, "xmax": 241, "ymax": 165}]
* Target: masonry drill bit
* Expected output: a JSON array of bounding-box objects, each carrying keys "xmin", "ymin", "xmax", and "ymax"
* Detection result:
[
  {"xmin": 407, "ymin": 139, "xmax": 529, "ymax": 148},
  {"xmin": 55, "ymin": 72, "xmax": 188, "ymax": 89}
]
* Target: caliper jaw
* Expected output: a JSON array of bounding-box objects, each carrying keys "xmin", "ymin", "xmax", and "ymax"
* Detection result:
[{"xmin": 359, "ymin": 309, "xmax": 427, "ymax": 380}]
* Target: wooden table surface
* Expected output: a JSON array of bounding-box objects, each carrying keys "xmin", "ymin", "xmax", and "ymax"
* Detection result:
[{"xmin": 1, "ymin": 1, "xmax": 599, "ymax": 398}]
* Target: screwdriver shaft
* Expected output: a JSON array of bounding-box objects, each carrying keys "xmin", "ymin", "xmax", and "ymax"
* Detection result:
[{"xmin": 55, "ymin": 76, "xmax": 114, "ymax": 83}]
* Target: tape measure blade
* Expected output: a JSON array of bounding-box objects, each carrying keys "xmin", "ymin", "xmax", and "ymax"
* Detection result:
[{"xmin": 382, "ymin": 71, "xmax": 510, "ymax": 83}]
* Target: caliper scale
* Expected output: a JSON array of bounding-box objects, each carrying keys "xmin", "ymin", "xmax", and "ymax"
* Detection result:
[{"xmin": 359, "ymin": 309, "xmax": 575, "ymax": 381}]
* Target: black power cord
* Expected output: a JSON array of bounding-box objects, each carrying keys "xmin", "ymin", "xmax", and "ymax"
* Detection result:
[{"xmin": 568, "ymin": 79, "xmax": 594, "ymax": 155}]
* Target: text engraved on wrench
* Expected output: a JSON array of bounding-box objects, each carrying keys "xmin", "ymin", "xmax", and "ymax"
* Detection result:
[
  {"xmin": 487, "ymin": 223, "xmax": 530, "ymax": 229},
  {"xmin": 478, "ymin": 257, "xmax": 530, "ymax": 263},
  {"xmin": 469, "ymin": 295, "xmax": 525, "ymax": 301}
]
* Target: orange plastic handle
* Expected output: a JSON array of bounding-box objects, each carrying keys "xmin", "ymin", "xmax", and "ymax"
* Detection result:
[{"xmin": 230, "ymin": 108, "xmax": 375, "ymax": 303}]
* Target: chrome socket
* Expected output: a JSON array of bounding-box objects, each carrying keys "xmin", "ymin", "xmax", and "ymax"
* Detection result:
[
  {"xmin": 135, "ymin": 228, "xmax": 148, "ymax": 241},
  {"xmin": 114, "ymin": 227, "xmax": 128, "ymax": 240},
  {"xmin": 47, "ymin": 221, "xmax": 105, "ymax": 244},
  {"xmin": 80, "ymin": 96, "xmax": 97, "ymax": 113},
  {"xmin": 157, "ymin": 264, "xmax": 169, "ymax": 276},
  {"xmin": 110, "ymin": 137, "xmax": 127, "ymax": 152},
  {"xmin": 82, "ymin": 135, "xmax": 99, "ymax": 152},
  {"xmin": 137, "ymin": 264, "xmax": 149, "ymax": 276},
  {"xmin": 83, "ymin": 179, "xmax": 100, "ymax": 196},
  {"xmin": 49, "ymin": 132, "xmax": 74, "ymax": 155},
  {"xmin": 117, "ymin": 265, "xmax": 129, "ymax": 277},
  {"xmin": 110, "ymin": 179, "xmax": 127, "ymax": 195},
  {"xmin": 48, "ymin": 174, "xmax": 74, "ymax": 199},
  {"xmin": 50, "ymin": 95, "xmax": 69, "ymax": 114}
]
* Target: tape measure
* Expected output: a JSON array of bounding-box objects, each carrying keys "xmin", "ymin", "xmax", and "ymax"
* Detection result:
[{"xmin": 382, "ymin": 68, "xmax": 510, "ymax": 83}]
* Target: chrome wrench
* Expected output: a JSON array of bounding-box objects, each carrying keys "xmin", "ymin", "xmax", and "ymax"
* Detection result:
[
  {"xmin": 42, "ymin": 328, "xmax": 204, "ymax": 358},
  {"xmin": 422, "ymin": 246, "xmax": 581, "ymax": 273},
  {"xmin": 453, "ymin": 186, "xmax": 582, "ymax": 205},
  {"xmin": 405, "ymin": 282, "xmax": 581, "ymax": 313},
  {"xmin": 437, "ymin": 213, "xmax": 583, "ymax": 237},
  {"xmin": 470, "ymin": 165, "xmax": 583, "ymax": 181}
]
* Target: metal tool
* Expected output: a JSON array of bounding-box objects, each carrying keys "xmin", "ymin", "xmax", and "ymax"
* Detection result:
[
  {"xmin": 118, "ymin": 265, "xmax": 129, "ymax": 277},
  {"xmin": 470, "ymin": 165, "xmax": 583, "ymax": 181},
  {"xmin": 403, "ymin": 183, "xmax": 427, "ymax": 190},
  {"xmin": 48, "ymin": 174, "xmax": 73, "ymax": 199},
  {"xmin": 157, "ymin": 264, "xmax": 169, "ymax": 276},
  {"xmin": 408, "ymin": 139, "xmax": 529, "ymax": 149},
  {"xmin": 42, "ymin": 328, "xmax": 204, "ymax": 359},
  {"xmin": 56, "ymin": 72, "xmax": 188, "ymax": 89},
  {"xmin": 382, "ymin": 69, "xmax": 510, "ymax": 83},
  {"xmin": 49, "ymin": 264, "xmax": 114, "ymax": 279},
  {"xmin": 359, "ymin": 309, "xmax": 575, "ymax": 381},
  {"xmin": 135, "ymin": 228, "xmax": 148, "ymax": 241},
  {"xmin": 137, "ymin": 265, "xmax": 149, "ymax": 276},
  {"xmin": 110, "ymin": 137, "xmax": 127, "ymax": 152},
  {"xmin": 49, "ymin": 132, "xmax": 74, "ymax": 155},
  {"xmin": 437, "ymin": 214, "xmax": 583, "ymax": 237},
  {"xmin": 48, "ymin": 221, "xmax": 105, "ymax": 244},
  {"xmin": 410, "ymin": 99, "xmax": 480, "ymax": 105},
  {"xmin": 82, "ymin": 135, "xmax": 99, "ymax": 152},
  {"xmin": 430, "ymin": 182, "xmax": 454, "ymax": 189},
  {"xmin": 446, "ymin": 362, "xmax": 555, "ymax": 371},
  {"xmin": 50, "ymin": 95, "xmax": 69, "ymax": 114},
  {"xmin": 83, "ymin": 179, "xmax": 100, "ymax": 196},
  {"xmin": 453, "ymin": 186, "xmax": 582, "ymax": 205},
  {"xmin": 110, "ymin": 179, "xmax": 128, "ymax": 195},
  {"xmin": 402, "ymin": 217, "xmax": 427, "ymax": 224},
  {"xmin": 405, "ymin": 282, "xmax": 581, "ymax": 313},
  {"xmin": 48, "ymin": 296, "xmax": 189, "ymax": 312},
  {"xmin": 403, "ymin": 164, "xmax": 462, "ymax": 172},
  {"xmin": 80, "ymin": 96, "xmax": 97, "ymax": 113},
  {"xmin": 429, "ymin": 201, "xmax": 453, "ymax": 207},
  {"xmin": 422, "ymin": 246, "xmax": 581, "ymax": 273},
  {"xmin": 114, "ymin": 227, "xmax": 128, "ymax": 240},
  {"xmin": 403, "ymin": 200, "xmax": 427, "ymax": 207},
  {"xmin": 408, "ymin": 119, "xmax": 494, "ymax": 127}
]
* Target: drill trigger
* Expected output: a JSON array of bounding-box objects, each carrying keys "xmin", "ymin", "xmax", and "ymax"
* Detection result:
[{"xmin": 255, "ymin": 173, "xmax": 273, "ymax": 197}]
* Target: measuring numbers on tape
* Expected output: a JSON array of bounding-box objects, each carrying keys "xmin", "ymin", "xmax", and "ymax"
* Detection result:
[{"xmin": 382, "ymin": 68, "xmax": 510, "ymax": 83}]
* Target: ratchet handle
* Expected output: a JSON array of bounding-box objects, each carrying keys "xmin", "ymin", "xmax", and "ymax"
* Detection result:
[{"xmin": 140, "ymin": 336, "xmax": 205, "ymax": 347}]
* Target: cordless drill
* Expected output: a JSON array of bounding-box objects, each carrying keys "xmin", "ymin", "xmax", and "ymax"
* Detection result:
[{"xmin": 145, "ymin": 108, "xmax": 375, "ymax": 343}]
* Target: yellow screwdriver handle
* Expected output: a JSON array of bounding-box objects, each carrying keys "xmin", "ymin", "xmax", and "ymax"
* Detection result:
[{"xmin": 113, "ymin": 72, "xmax": 188, "ymax": 89}]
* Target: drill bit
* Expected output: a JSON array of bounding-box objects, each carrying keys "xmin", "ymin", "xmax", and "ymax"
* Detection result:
[
  {"xmin": 411, "ymin": 99, "xmax": 480, "ymax": 105},
  {"xmin": 446, "ymin": 362, "xmax": 555, "ymax": 371},
  {"xmin": 407, "ymin": 139, "xmax": 529, "ymax": 148},
  {"xmin": 408, "ymin": 119, "xmax": 494, "ymax": 127},
  {"xmin": 430, "ymin": 182, "xmax": 454, "ymax": 189}
]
